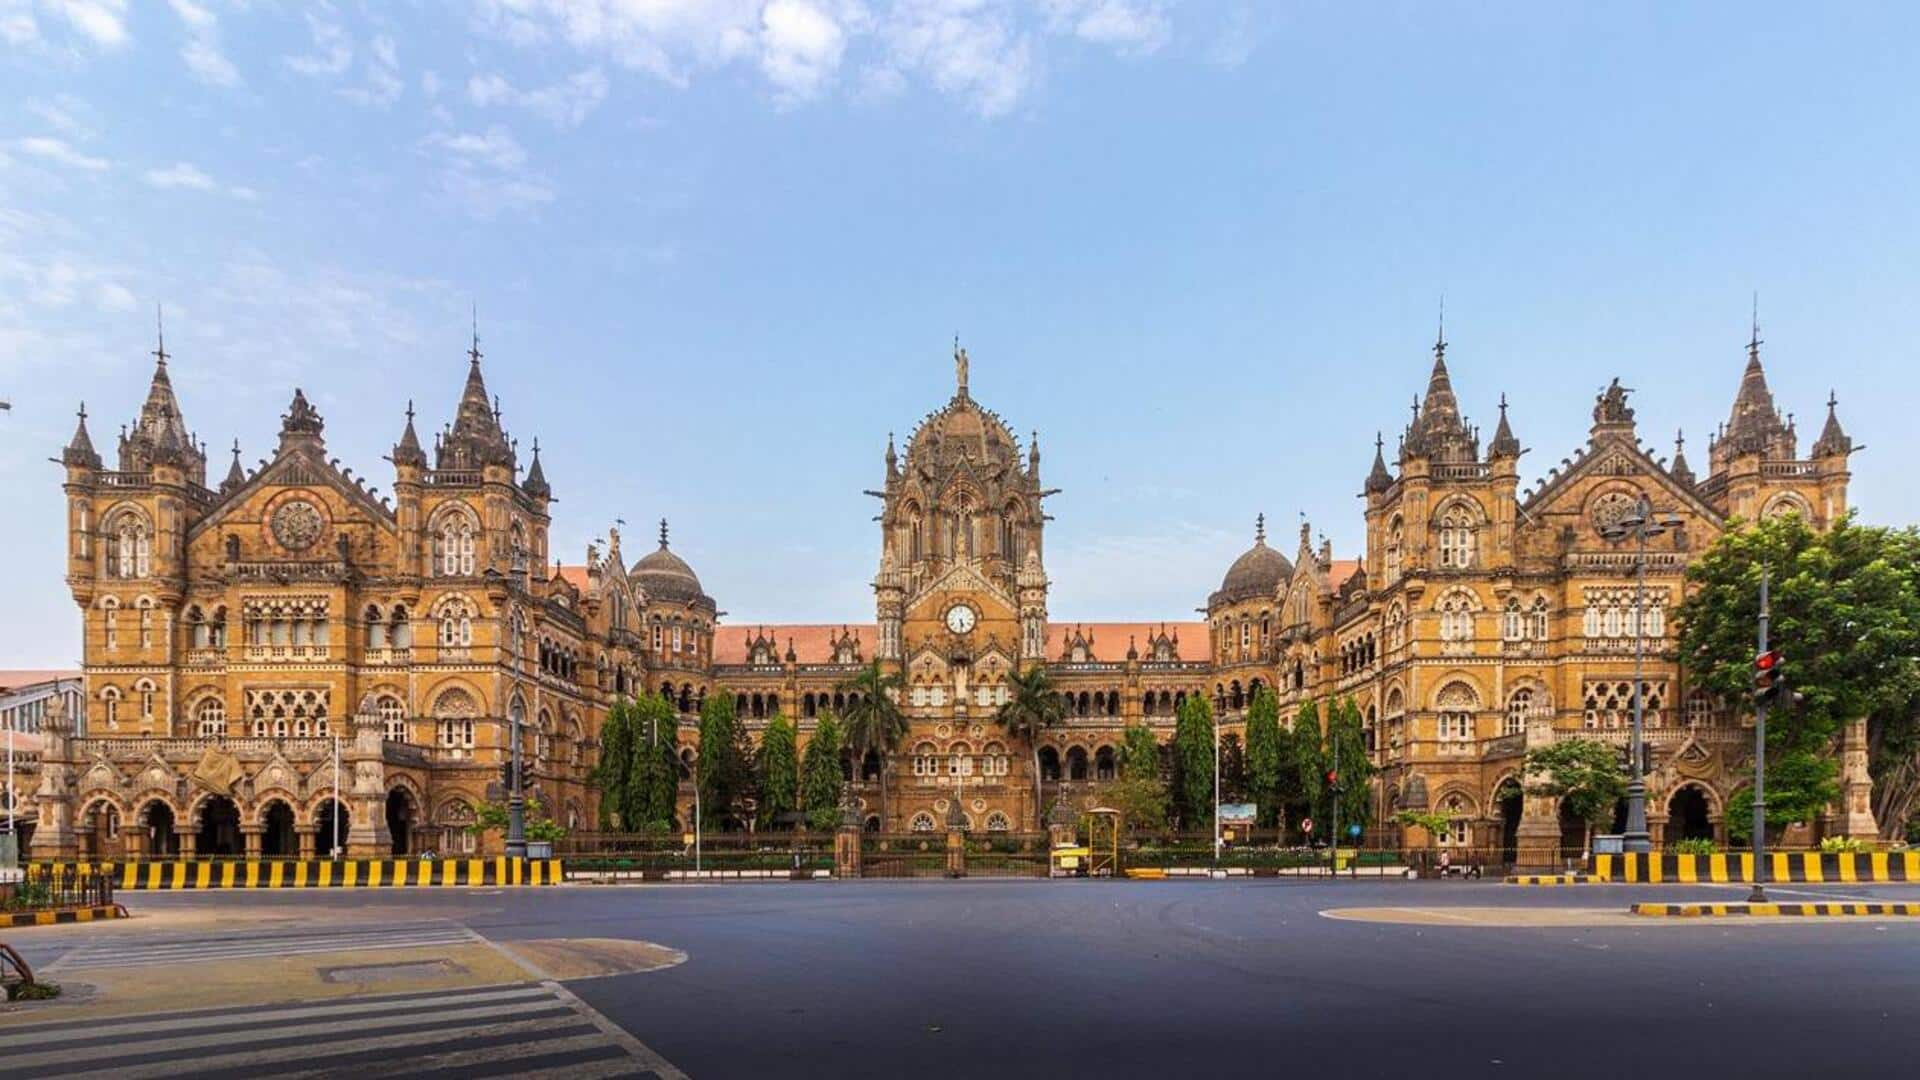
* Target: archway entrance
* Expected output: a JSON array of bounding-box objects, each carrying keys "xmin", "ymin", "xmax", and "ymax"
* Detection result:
[
  {"xmin": 313, "ymin": 800, "xmax": 348, "ymax": 859},
  {"xmin": 262, "ymin": 802, "xmax": 297, "ymax": 857},
  {"xmin": 1668, "ymin": 786, "xmax": 1712, "ymax": 842},
  {"xmin": 198, "ymin": 796, "xmax": 242, "ymax": 857},
  {"xmin": 386, "ymin": 789, "xmax": 414, "ymax": 856},
  {"xmin": 80, "ymin": 802, "xmax": 120, "ymax": 861},
  {"xmin": 1496, "ymin": 780, "xmax": 1522, "ymax": 865},
  {"xmin": 144, "ymin": 801, "xmax": 179, "ymax": 857}
]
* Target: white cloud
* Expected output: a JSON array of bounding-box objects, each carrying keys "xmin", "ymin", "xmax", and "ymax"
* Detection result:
[
  {"xmin": 424, "ymin": 127, "xmax": 527, "ymax": 171},
  {"xmin": 286, "ymin": 13, "xmax": 352, "ymax": 76},
  {"xmin": 14, "ymin": 136, "xmax": 110, "ymax": 171},
  {"xmin": 875, "ymin": 0, "xmax": 1033, "ymax": 118},
  {"xmin": 142, "ymin": 160, "xmax": 258, "ymax": 200},
  {"xmin": 96, "ymin": 281, "xmax": 137, "ymax": 312},
  {"xmin": 25, "ymin": 95, "xmax": 97, "ymax": 140},
  {"xmin": 144, "ymin": 161, "xmax": 217, "ymax": 191},
  {"xmin": 1042, "ymin": 0, "xmax": 1169, "ymax": 55},
  {"xmin": 760, "ymin": 0, "xmax": 847, "ymax": 103},
  {"xmin": 51, "ymin": 0, "xmax": 128, "ymax": 50},
  {"xmin": 170, "ymin": 0, "xmax": 242, "ymax": 87},
  {"xmin": 1, "ymin": 9, "xmax": 39, "ymax": 46},
  {"xmin": 467, "ymin": 68, "xmax": 610, "ymax": 128}
]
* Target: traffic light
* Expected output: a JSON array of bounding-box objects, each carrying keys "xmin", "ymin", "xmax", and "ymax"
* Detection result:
[
  {"xmin": 501, "ymin": 759, "xmax": 518, "ymax": 792},
  {"xmin": 1324, "ymin": 769, "xmax": 1340, "ymax": 793},
  {"xmin": 1753, "ymin": 649, "xmax": 1785, "ymax": 704}
]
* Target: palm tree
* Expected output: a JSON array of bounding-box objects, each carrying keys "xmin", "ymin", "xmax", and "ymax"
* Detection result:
[
  {"xmin": 837, "ymin": 661, "xmax": 908, "ymax": 829},
  {"xmin": 996, "ymin": 663, "xmax": 1065, "ymax": 830}
]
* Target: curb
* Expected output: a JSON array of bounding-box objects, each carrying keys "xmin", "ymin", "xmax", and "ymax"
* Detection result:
[
  {"xmin": 1, "ymin": 904, "xmax": 130, "ymax": 928},
  {"xmin": 1507, "ymin": 874, "xmax": 1599, "ymax": 886},
  {"xmin": 1631, "ymin": 901, "xmax": 1920, "ymax": 918},
  {"xmin": 29, "ymin": 859, "xmax": 564, "ymax": 889}
]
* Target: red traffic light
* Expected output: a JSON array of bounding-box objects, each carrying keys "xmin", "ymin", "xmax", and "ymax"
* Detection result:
[
  {"xmin": 1755, "ymin": 649, "xmax": 1782, "ymax": 672},
  {"xmin": 1324, "ymin": 770, "xmax": 1339, "ymax": 786}
]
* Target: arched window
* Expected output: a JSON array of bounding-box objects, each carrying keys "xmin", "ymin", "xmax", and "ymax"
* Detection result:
[
  {"xmin": 196, "ymin": 697, "xmax": 225, "ymax": 738},
  {"xmin": 134, "ymin": 678, "xmax": 156, "ymax": 725},
  {"xmin": 985, "ymin": 811, "xmax": 1011, "ymax": 832},
  {"xmin": 439, "ymin": 513, "xmax": 476, "ymax": 576},
  {"xmin": 1530, "ymin": 597, "xmax": 1549, "ymax": 641},
  {"xmin": 1504, "ymin": 687, "xmax": 1533, "ymax": 736},
  {"xmin": 101, "ymin": 596, "xmax": 120, "ymax": 651},
  {"xmin": 910, "ymin": 811, "xmax": 937, "ymax": 832},
  {"xmin": 1503, "ymin": 597, "xmax": 1524, "ymax": 642},
  {"xmin": 100, "ymin": 686, "xmax": 121, "ymax": 729},
  {"xmin": 1437, "ymin": 504, "xmax": 1477, "ymax": 569},
  {"xmin": 109, "ymin": 510, "xmax": 151, "ymax": 579},
  {"xmin": 437, "ymin": 597, "xmax": 474, "ymax": 648},
  {"xmin": 378, "ymin": 694, "xmax": 407, "ymax": 741},
  {"xmin": 433, "ymin": 688, "xmax": 478, "ymax": 752},
  {"xmin": 1435, "ymin": 682, "xmax": 1477, "ymax": 744},
  {"xmin": 1384, "ymin": 516, "xmax": 1404, "ymax": 583},
  {"xmin": 1438, "ymin": 592, "xmax": 1474, "ymax": 645},
  {"xmin": 1685, "ymin": 689, "xmax": 1717, "ymax": 727}
]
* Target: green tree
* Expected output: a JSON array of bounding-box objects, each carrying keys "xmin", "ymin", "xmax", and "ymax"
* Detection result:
[
  {"xmin": 628, "ymin": 692, "xmax": 681, "ymax": 833},
  {"xmin": 1677, "ymin": 514, "xmax": 1920, "ymax": 836},
  {"xmin": 1111, "ymin": 723, "xmax": 1168, "ymax": 831},
  {"xmin": 801, "ymin": 713, "xmax": 845, "ymax": 831},
  {"xmin": 1219, "ymin": 733, "xmax": 1249, "ymax": 804},
  {"xmin": 757, "ymin": 713, "xmax": 799, "ymax": 830},
  {"xmin": 595, "ymin": 698, "xmax": 635, "ymax": 830},
  {"xmin": 995, "ymin": 663, "xmax": 1066, "ymax": 829},
  {"xmin": 1525, "ymin": 737, "xmax": 1627, "ymax": 856},
  {"xmin": 696, "ymin": 693, "xmax": 754, "ymax": 830},
  {"xmin": 1244, "ymin": 687, "xmax": 1286, "ymax": 827},
  {"xmin": 839, "ymin": 661, "xmax": 909, "ymax": 826},
  {"xmin": 1171, "ymin": 694, "xmax": 1215, "ymax": 830},
  {"xmin": 1294, "ymin": 700, "xmax": 1324, "ymax": 825},
  {"xmin": 1327, "ymin": 696, "xmax": 1375, "ymax": 835}
]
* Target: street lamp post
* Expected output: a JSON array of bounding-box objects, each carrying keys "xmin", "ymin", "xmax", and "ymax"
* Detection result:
[
  {"xmin": 1599, "ymin": 495, "xmax": 1683, "ymax": 856},
  {"xmin": 1212, "ymin": 704, "xmax": 1222, "ymax": 867},
  {"xmin": 505, "ymin": 553, "xmax": 529, "ymax": 860}
]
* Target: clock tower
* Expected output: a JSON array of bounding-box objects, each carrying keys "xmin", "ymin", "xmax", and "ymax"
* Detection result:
[{"xmin": 872, "ymin": 344, "xmax": 1053, "ymax": 673}]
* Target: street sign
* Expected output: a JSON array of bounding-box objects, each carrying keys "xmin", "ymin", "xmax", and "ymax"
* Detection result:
[
  {"xmin": 1348, "ymin": 823, "xmax": 1362, "ymax": 838},
  {"xmin": 1301, "ymin": 817, "xmax": 1314, "ymax": 834}
]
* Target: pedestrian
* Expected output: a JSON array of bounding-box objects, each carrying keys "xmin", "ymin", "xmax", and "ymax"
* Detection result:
[{"xmin": 1437, "ymin": 848, "xmax": 1452, "ymax": 878}]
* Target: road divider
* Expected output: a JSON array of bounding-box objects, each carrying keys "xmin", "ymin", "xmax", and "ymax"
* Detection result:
[
  {"xmin": 1631, "ymin": 901, "xmax": 1920, "ymax": 918},
  {"xmin": 1, "ymin": 904, "xmax": 129, "ymax": 927},
  {"xmin": 1592, "ymin": 851, "xmax": 1920, "ymax": 884},
  {"xmin": 1506, "ymin": 874, "xmax": 1599, "ymax": 886},
  {"xmin": 28, "ymin": 858, "xmax": 564, "ymax": 889}
]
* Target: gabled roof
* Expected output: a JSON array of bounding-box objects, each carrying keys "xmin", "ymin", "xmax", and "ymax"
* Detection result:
[{"xmin": 1521, "ymin": 432, "xmax": 1723, "ymax": 523}]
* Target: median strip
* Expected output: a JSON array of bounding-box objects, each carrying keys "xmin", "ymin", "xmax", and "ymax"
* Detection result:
[{"xmin": 1630, "ymin": 901, "xmax": 1920, "ymax": 918}]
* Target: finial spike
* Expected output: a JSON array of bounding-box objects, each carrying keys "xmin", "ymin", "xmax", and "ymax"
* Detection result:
[
  {"xmin": 1435, "ymin": 294, "xmax": 1446, "ymax": 355},
  {"xmin": 468, "ymin": 305, "xmax": 483, "ymax": 367},
  {"xmin": 1749, "ymin": 291, "xmax": 1762, "ymax": 356},
  {"xmin": 152, "ymin": 304, "xmax": 170, "ymax": 367},
  {"xmin": 659, "ymin": 518, "xmax": 669, "ymax": 548},
  {"xmin": 1255, "ymin": 513, "xmax": 1266, "ymax": 543},
  {"xmin": 405, "ymin": 399, "xmax": 415, "ymax": 422}
]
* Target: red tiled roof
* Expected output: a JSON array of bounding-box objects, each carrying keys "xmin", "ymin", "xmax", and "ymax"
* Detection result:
[
  {"xmin": 0, "ymin": 670, "xmax": 80, "ymax": 692},
  {"xmin": 713, "ymin": 624, "xmax": 874, "ymax": 666},
  {"xmin": 1325, "ymin": 559, "xmax": 1363, "ymax": 590},
  {"xmin": 554, "ymin": 565, "xmax": 590, "ymax": 594},
  {"xmin": 1047, "ymin": 622, "xmax": 1211, "ymax": 663}
]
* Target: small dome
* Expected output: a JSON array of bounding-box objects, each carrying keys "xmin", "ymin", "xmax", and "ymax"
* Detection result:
[
  {"xmin": 632, "ymin": 520, "xmax": 711, "ymax": 607},
  {"xmin": 1209, "ymin": 516, "xmax": 1292, "ymax": 608}
]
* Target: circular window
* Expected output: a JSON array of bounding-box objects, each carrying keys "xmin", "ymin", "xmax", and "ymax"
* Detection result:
[{"xmin": 271, "ymin": 500, "xmax": 326, "ymax": 551}]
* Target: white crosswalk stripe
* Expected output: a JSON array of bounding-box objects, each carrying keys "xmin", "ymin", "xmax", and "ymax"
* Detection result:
[
  {"xmin": 0, "ymin": 982, "xmax": 665, "ymax": 1079},
  {"xmin": 49, "ymin": 922, "xmax": 480, "ymax": 971}
]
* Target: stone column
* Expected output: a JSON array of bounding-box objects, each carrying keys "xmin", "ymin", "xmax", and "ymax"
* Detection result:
[
  {"xmin": 1513, "ymin": 714, "xmax": 1563, "ymax": 870},
  {"xmin": 833, "ymin": 786, "xmax": 863, "ymax": 879},
  {"xmin": 1824, "ymin": 718, "xmax": 1880, "ymax": 841},
  {"xmin": 297, "ymin": 825, "xmax": 318, "ymax": 859},
  {"xmin": 177, "ymin": 827, "xmax": 197, "ymax": 859},
  {"xmin": 26, "ymin": 694, "xmax": 78, "ymax": 860},
  {"xmin": 242, "ymin": 827, "xmax": 264, "ymax": 860},
  {"xmin": 945, "ymin": 799, "xmax": 969, "ymax": 878},
  {"xmin": 344, "ymin": 695, "xmax": 393, "ymax": 857}
]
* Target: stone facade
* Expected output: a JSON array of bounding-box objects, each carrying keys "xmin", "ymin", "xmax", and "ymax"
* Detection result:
[{"xmin": 32, "ymin": 325, "xmax": 1864, "ymax": 860}]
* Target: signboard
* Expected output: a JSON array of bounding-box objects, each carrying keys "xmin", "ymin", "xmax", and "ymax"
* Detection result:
[
  {"xmin": 1219, "ymin": 803, "xmax": 1257, "ymax": 826},
  {"xmin": 1300, "ymin": 817, "xmax": 1314, "ymax": 834}
]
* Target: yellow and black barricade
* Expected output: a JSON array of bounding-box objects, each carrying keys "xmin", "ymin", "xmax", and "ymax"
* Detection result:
[
  {"xmin": 26, "ymin": 858, "xmax": 564, "ymax": 889},
  {"xmin": 1591, "ymin": 851, "xmax": 1919, "ymax": 884}
]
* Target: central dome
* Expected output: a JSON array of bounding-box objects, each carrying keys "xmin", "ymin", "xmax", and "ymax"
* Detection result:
[
  {"xmin": 1209, "ymin": 517, "xmax": 1292, "ymax": 608},
  {"xmin": 631, "ymin": 521, "xmax": 711, "ymax": 607}
]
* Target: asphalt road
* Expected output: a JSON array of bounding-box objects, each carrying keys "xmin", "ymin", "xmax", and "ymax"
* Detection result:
[{"xmin": 20, "ymin": 879, "xmax": 1920, "ymax": 1079}]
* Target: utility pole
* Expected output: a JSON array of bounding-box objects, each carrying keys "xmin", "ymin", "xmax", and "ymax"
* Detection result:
[
  {"xmin": 1329, "ymin": 719, "xmax": 1340, "ymax": 877},
  {"xmin": 1212, "ymin": 705, "xmax": 1221, "ymax": 867},
  {"xmin": 1750, "ymin": 569, "xmax": 1771, "ymax": 904}
]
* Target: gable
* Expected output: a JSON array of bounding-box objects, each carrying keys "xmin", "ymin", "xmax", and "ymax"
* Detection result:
[
  {"xmin": 1521, "ymin": 435, "xmax": 1724, "ymax": 526},
  {"xmin": 188, "ymin": 444, "xmax": 397, "ymax": 548}
]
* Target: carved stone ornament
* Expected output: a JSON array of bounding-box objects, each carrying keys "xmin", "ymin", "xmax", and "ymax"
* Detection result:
[
  {"xmin": 1589, "ymin": 491, "xmax": 1639, "ymax": 536},
  {"xmin": 271, "ymin": 499, "xmax": 326, "ymax": 551}
]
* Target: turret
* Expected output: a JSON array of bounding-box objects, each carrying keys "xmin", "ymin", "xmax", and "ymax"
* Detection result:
[
  {"xmin": 1488, "ymin": 394, "xmax": 1522, "ymax": 461},
  {"xmin": 1364, "ymin": 432, "xmax": 1394, "ymax": 496},
  {"xmin": 522, "ymin": 438, "xmax": 551, "ymax": 500},
  {"xmin": 221, "ymin": 439, "xmax": 246, "ymax": 493}
]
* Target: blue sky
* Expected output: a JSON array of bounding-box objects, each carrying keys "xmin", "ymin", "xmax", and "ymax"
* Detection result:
[{"xmin": 3, "ymin": 1, "xmax": 1917, "ymax": 667}]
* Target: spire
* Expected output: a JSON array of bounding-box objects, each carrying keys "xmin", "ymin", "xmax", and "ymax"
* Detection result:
[
  {"xmin": 1254, "ymin": 512, "xmax": 1267, "ymax": 545},
  {"xmin": 884, "ymin": 431, "xmax": 897, "ymax": 475},
  {"xmin": 1812, "ymin": 390, "xmax": 1855, "ymax": 458},
  {"xmin": 1028, "ymin": 430, "xmax": 1040, "ymax": 476},
  {"xmin": 1670, "ymin": 429, "xmax": 1696, "ymax": 486},
  {"xmin": 222, "ymin": 438, "xmax": 245, "ymax": 491},
  {"xmin": 1365, "ymin": 431, "xmax": 1394, "ymax": 493},
  {"xmin": 522, "ymin": 436, "xmax": 551, "ymax": 497},
  {"xmin": 121, "ymin": 307, "xmax": 204, "ymax": 477},
  {"xmin": 1488, "ymin": 393, "xmax": 1521, "ymax": 458},
  {"xmin": 152, "ymin": 303, "xmax": 170, "ymax": 373},
  {"xmin": 393, "ymin": 400, "xmax": 426, "ymax": 467},
  {"xmin": 62, "ymin": 402, "xmax": 101, "ymax": 469},
  {"xmin": 658, "ymin": 518, "xmax": 671, "ymax": 549},
  {"xmin": 438, "ymin": 316, "xmax": 514, "ymax": 470},
  {"xmin": 1717, "ymin": 297, "xmax": 1795, "ymax": 462}
]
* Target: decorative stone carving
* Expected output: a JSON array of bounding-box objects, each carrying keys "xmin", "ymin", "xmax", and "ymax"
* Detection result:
[{"xmin": 271, "ymin": 499, "xmax": 326, "ymax": 551}]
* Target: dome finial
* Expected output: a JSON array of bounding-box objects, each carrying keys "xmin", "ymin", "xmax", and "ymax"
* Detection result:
[
  {"xmin": 953, "ymin": 335, "xmax": 969, "ymax": 399},
  {"xmin": 1254, "ymin": 512, "xmax": 1266, "ymax": 544},
  {"xmin": 658, "ymin": 517, "xmax": 670, "ymax": 548}
]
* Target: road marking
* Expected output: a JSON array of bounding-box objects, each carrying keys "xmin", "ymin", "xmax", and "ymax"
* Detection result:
[
  {"xmin": 0, "ymin": 982, "xmax": 662, "ymax": 1079},
  {"xmin": 474, "ymin": 929, "xmax": 689, "ymax": 1079},
  {"xmin": 45, "ymin": 922, "xmax": 480, "ymax": 972}
]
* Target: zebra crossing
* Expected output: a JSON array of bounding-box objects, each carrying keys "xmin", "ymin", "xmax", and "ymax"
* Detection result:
[
  {"xmin": 47, "ymin": 921, "xmax": 481, "ymax": 972},
  {"xmin": 0, "ymin": 982, "xmax": 673, "ymax": 1078}
]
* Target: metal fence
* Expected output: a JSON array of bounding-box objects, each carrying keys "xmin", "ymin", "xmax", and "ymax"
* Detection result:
[{"xmin": 7, "ymin": 865, "xmax": 116, "ymax": 911}]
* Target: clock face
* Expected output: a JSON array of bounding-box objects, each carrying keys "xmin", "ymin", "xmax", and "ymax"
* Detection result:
[{"xmin": 946, "ymin": 604, "xmax": 977, "ymax": 635}]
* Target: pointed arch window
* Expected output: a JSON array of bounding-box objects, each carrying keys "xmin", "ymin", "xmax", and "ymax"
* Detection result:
[
  {"xmin": 439, "ymin": 514, "xmax": 476, "ymax": 576},
  {"xmin": 196, "ymin": 697, "xmax": 226, "ymax": 738},
  {"xmin": 1437, "ymin": 504, "xmax": 1477, "ymax": 570}
]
